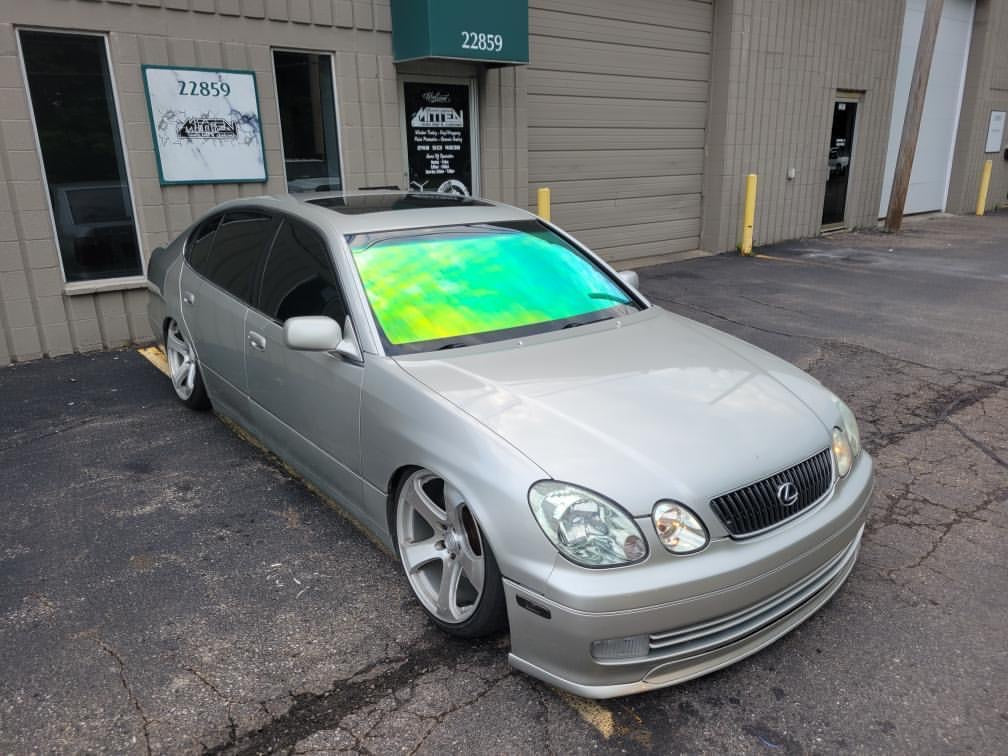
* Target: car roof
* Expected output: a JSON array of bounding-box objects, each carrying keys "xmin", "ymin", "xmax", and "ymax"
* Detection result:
[{"xmin": 206, "ymin": 191, "xmax": 536, "ymax": 236}]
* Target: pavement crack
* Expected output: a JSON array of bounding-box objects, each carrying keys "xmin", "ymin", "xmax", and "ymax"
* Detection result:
[
  {"xmin": 0, "ymin": 417, "xmax": 98, "ymax": 454},
  {"xmin": 185, "ymin": 666, "xmax": 237, "ymax": 746},
  {"xmin": 93, "ymin": 635, "xmax": 152, "ymax": 756},
  {"xmin": 946, "ymin": 419, "xmax": 1008, "ymax": 469},
  {"xmin": 648, "ymin": 297, "xmax": 823, "ymax": 342},
  {"xmin": 203, "ymin": 637, "xmax": 496, "ymax": 756}
]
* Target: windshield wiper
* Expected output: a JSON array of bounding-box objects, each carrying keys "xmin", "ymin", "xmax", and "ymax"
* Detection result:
[
  {"xmin": 588, "ymin": 292, "xmax": 630, "ymax": 303},
  {"xmin": 436, "ymin": 342, "xmax": 469, "ymax": 350},
  {"xmin": 562, "ymin": 315, "xmax": 613, "ymax": 329}
]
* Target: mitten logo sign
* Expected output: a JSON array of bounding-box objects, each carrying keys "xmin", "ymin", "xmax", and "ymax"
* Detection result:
[
  {"xmin": 176, "ymin": 118, "xmax": 238, "ymax": 139},
  {"xmin": 142, "ymin": 65, "xmax": 267, "ymax": 185},
  {"xmin": 410, "ymin": 107, "xmax": 463, "ymax": 128},
  {"xmin": 403, "ymin": 81, "xmax": 474, "ymax": 196}
]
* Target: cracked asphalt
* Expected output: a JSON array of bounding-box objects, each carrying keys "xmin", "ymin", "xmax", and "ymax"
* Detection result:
[{"xmin": 2, "ymin": 211, "xmax": 1006, "ymax": 754}]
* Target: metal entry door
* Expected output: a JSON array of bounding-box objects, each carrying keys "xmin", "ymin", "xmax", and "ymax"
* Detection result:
[{"xmin": 822, "ymin": 101, "xmax": 858, "ymax": 226}]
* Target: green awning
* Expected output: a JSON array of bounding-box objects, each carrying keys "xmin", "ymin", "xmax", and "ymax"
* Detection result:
[{"xmin": 391, "ymin": 0, "xmax": 529, "ymax": 65}]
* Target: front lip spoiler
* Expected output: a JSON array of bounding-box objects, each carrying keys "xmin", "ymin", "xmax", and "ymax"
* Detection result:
[{"xmin": 507, "ymin": 525, "xmax": 864, "ymax": 699}]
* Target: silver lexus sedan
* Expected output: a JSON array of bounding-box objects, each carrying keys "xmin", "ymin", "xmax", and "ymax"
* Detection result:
[{"xmin": 146, "ymin": 192, "xmax": 873, "ymax": 698}]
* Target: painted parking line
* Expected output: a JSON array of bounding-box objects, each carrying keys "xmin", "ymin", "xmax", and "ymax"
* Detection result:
[
  {"xmin": 137, "ymin": 346, "xmax": 170, "ymax": 377},
  {"xmin": 557, "ymin": 691, "xmax": 615, "ymax": 739}
]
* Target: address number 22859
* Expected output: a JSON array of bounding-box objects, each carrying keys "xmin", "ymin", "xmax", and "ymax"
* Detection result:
[{"xmin": 461, "ymin": 32, "xmax": 503, "ymax": 52}]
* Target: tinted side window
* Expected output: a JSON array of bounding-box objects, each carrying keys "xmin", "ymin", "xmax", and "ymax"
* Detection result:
[
  {"xmin": 187, "ymin": 214, "xmax": 221, "ymax": 272},
  {"xmin": 259, "ymin": 219, "xmax": 347, "ymax": 323},
  {"xmin": 203, "ymin": 211, "xmax": 278, "ymax": 303}
]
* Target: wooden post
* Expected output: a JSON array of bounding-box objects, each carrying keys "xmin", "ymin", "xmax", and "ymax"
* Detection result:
[{"xmin": 885, "ymin": 0, "xmax": 945, "ymax": 232}]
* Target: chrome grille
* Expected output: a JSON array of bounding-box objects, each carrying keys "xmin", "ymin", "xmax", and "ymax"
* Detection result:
[{"xmin": 710, "ymin": 449, "xmax": 833, "ymax": 536}]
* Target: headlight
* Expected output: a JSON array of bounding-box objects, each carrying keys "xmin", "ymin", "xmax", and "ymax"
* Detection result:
[
  {"xmin": 835, "ymin": 398, "xmax": 862, "ymax": 457},
  {"xmin": 528, "ymin": 481, "xmax": 648, "ymax": 567},
  {"xmin": 652, "ymin": 501, "xmax": 709, "ymax": 554},
  {"xmin": 832, "ymin": 427, "xmax": 853, "ymax": 477},
  {"xmin": 831, "ymin": 398, "xmax": 861, "ymax": 478}
]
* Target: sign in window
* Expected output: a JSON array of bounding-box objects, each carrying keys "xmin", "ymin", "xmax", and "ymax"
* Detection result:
[
  {"xmin": 20, "ymin": 30, "xmax": 142, "ymax": 282},
  {"xmin": 403, "ymin": 81, "xmax": 474, "ymax": 196}
]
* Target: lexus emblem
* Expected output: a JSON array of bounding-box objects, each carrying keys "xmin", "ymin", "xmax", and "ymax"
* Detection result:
[{"xmin": 776, "ymin": 481, "xmax": 799, "ymax": 507}]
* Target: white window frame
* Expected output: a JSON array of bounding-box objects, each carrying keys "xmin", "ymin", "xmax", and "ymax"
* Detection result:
[
  {"xmin": 270, "ymin": 48, "xmax": 347, "ymax": 194},
  {"xmin": 822, "ymin": 93, "xmax": 862, "ymax": 229},
  {"xmin": 16, "ymin": 26, "xmax": 147, "ymax": 294}
]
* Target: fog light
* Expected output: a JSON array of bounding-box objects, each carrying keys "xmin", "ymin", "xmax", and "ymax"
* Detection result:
[{"xmin": 591, "ymin": 634, "xmax": 649, "ymax": 660}]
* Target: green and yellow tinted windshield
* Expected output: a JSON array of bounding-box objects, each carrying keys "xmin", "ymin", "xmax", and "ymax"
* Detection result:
[{"xmin": 346, "ymin": 220, "xmax": 638, "ymax": 352}]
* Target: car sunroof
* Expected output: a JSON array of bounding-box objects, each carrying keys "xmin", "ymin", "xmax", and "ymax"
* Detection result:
[{"xmin": 308, "ymin": 193, "xmax": 491, "ymax": 214}]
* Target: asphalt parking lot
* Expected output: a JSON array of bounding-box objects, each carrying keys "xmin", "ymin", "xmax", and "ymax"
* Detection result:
[{"xmin": 2, "ymin": 211, "xmax": 1006, "ymax": 754}]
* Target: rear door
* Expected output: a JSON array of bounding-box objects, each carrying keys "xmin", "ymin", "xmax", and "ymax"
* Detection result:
[
  {"xmin": 244, "ymin": 215, "xmax": 364, "ymax": 509},
  {"xmin": 179, "ymin": 210, "xmax": 279, "ymax": 417}
]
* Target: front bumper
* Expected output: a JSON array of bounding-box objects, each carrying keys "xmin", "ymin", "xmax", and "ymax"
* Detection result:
[{"xmin": 504, "ymin": 453, "xmax": 874, "ymax": 698}]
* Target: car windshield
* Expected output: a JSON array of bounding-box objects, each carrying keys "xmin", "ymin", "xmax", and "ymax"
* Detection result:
[{"xmin": 345, "ymin": 220, "xmax": 642, "ymax": 354}]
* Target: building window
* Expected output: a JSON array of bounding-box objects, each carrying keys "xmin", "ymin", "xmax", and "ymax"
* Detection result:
[
  {"xmin": 19, "ymin": 30, "xmax": 142, "ymax": 282},
  {"xmin": 273, "ymin": 51, "xmax": 343, "ymax": 193}
]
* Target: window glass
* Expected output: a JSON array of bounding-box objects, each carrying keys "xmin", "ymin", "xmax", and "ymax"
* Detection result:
[
  {"xmin": 19, "ymin": 30, "xmax": 142, "ymax": 282},
  {"xmin": 274, "ymin": 51, "xmax": 343, "ymax": 193},
  {"xmin": 187, "ymin": 214, "xmax": 222, "ymax": 272},
  {"xmin": 346, "ymin": 220, "xmax": 641, "ymax": 354},
  {"xmin": 202, "ymin": 212, "xmax": 278, "ymax": 304},
  {"xmin": 259, "ymin": 219, "xmax": 346, "ymax": 323}
]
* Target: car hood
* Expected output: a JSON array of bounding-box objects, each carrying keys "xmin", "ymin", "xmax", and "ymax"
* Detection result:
[{"xmin": 395, "ymin": 308, "xmax": 837, "ymax": 517}]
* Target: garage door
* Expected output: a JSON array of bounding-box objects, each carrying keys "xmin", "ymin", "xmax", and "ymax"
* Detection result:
[
  {"xmin": 880, "ymin": 0, "xmax": 974, "ymax": 215},
  {"xmin": 527, "ymin": 0, "xmax": 712, "ymax": 267}
]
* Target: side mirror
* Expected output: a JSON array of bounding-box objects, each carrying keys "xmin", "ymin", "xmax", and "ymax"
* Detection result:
[
  {"xmin": 618, "ymin": 269, "xmax": 640, "ymax": 289},
  {"xmin": 284, "ymin": 316, "xmax": 343, "ymax": 351}
]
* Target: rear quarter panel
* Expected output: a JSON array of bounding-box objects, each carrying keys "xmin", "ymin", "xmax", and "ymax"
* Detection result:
[{"xmin": 146, "ymin": 238, "xmax": 184, "ymax": 344}]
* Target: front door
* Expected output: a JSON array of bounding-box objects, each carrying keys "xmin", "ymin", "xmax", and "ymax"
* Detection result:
[
  {"xmin": 822, "ymin": 100, "xmax": 858, "ymax": 226},
  {"xmin": 402, "ymin": 79, "xmax": 478, "ymax": 196},
  {"xmin": 244, "ymin": 216, "xmax": 364, "ymax": 511}
]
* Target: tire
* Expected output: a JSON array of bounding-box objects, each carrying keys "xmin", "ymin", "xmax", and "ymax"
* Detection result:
[
  {"xmin": 393, "ymin": 469, "xmax": 507, "ymax": 638},
  {"xmin": 164, "ymin": 319, "xmax": 211, "ymax": 411}
]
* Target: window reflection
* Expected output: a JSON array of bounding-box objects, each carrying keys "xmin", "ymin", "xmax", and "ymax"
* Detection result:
[
  {"xmin": 274, "ymin": 51, "xmax": 343, "ymax": 193},
  {"xmin": 20, "ymin": 30, "xmax": 141, "ymax": 282}
]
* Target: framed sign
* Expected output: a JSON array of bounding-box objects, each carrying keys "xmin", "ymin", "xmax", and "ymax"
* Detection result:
[
  {"xmin": 142, "ymin": 65, "xmax": 267, "ymax": 185},
  {"xmin": 985, "ymin": 110, "xmax": 1006, "ymax": 154},
  {"xmin": 402, "ymin": 80, "xmax": 477, "ymax": 196}
]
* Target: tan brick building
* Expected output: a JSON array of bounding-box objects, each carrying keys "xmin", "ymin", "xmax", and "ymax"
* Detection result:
[{"xmin": 0, "ymin": 0, "xmax": 1006, "ymax": 365}]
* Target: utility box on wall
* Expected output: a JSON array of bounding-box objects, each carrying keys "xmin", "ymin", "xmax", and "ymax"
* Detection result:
[{"xmin": 390, "ymin": 0, "xmax": 530, "ymax": 65}]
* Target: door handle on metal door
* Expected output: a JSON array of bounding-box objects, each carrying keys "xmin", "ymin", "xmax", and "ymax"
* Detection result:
[
  {"xmin": 248, "ymin": 331, "xmax": 266, "ymax": 351},
  {"xmin": 182, "ymin": 291, "xmax": 195, "ymax": 305}
]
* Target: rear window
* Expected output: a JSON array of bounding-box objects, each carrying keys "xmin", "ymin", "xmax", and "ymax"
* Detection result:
[
  {"xmin": 197, "ymin": 211, "xmax": 278, "ymax": 304},
  {"xmin": 346, "ymin": 220, "xmax": 641, "ymax": 354}
]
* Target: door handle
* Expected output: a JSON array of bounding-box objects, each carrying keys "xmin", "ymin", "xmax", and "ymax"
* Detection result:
[
  {"xmin": 182, "ymin": 291, "xmax": 195, "ymax": 305},
  {"xmin": 248, "ymin": 331, "xmax": 266, "ymax": 351}
]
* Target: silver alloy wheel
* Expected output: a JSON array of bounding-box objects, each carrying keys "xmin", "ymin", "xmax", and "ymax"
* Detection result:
[
  {"xmin": 396, "ymin": 470, "xmax": 486, "ymax": 624},
  {"xmin": 165, "ymin": 320, "xmax": 197, "ymax": 401}
]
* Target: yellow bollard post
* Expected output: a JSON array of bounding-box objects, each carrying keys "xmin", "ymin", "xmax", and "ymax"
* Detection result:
[
  {"xmin": 740, "ymin": 174, "xmax": 757, "ymax": 255},
  {"xmin": 975, "ymin": 159, "xmax": 993, "ymax": 216},
  {"xmin": 537, "ymin": 187, "xmax": 551, "ymax": 222}
]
